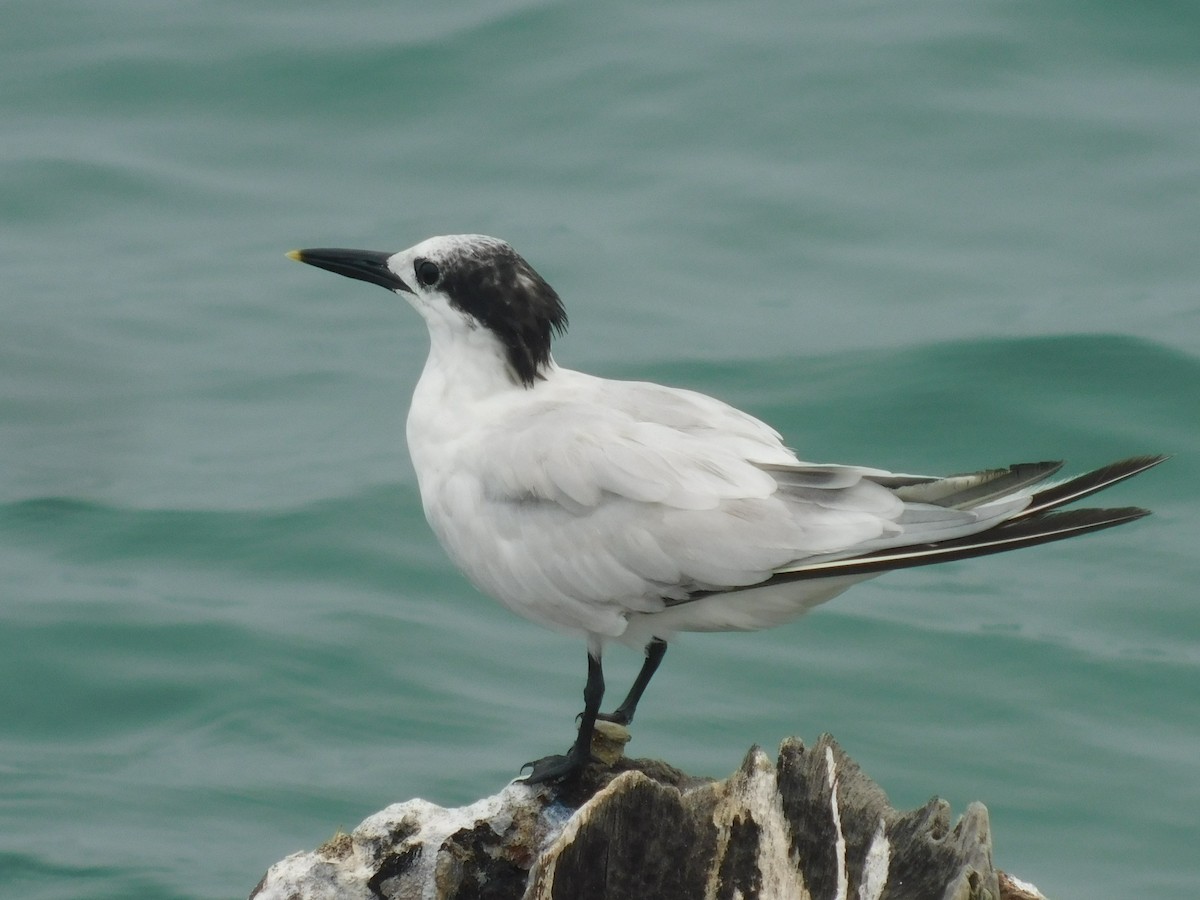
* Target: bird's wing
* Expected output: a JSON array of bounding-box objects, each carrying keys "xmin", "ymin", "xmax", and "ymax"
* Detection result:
[
  {"xmin": 452, "ymin": 381, "xmax": 1024, "ymax": 608},
  {"xmin": 426, "ymin": 396, "xmax": 819, "ymax": 634}
]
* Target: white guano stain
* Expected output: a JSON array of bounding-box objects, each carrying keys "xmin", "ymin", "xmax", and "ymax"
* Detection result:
[
  {"xmin": 825, "ymin": 745, "xmax": 848, "ymax": 900},
  {"xmin": 858, "ymin": 817, "xmax": 891, "ymax": 900}
]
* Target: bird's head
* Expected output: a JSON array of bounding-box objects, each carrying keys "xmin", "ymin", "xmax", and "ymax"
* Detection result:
[{"xmin": 288, "ymin": 234, "xmax": 567, "ymax": 387}]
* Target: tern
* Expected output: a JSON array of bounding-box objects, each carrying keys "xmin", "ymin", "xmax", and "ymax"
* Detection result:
[{"xmin": 288, "ymin": 234, "xmax": 1164, "ymax": 785}]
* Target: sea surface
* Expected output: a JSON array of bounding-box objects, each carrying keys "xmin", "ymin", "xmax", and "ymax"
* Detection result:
[{"xmin": 2, "ymin": 2, "xmax": 1198, "ymax": 898}]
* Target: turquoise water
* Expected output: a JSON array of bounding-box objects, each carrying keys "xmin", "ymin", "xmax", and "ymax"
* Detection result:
[{"xmin": 3, "ymin": 2, "xmax": 1198, "ymax": 897}]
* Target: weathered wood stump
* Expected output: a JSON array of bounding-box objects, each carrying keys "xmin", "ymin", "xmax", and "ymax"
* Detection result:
[{"xmin": 251, "ymin": 729, "xmax": 1046, "ymax": 900}]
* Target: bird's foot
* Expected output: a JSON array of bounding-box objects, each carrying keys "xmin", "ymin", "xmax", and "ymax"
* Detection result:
[
  {"xmin": 521, "ymin": 720, "xmax": 630, "ymax": 786},
  {"xmin": 520, "ymin": 748, "xmax": 595, "ymax": 785}
]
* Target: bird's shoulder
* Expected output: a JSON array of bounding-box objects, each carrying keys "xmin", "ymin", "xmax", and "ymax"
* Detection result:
[{"xmin": 529, "ymin": 369, "xmax": 793, "ymax": 449}]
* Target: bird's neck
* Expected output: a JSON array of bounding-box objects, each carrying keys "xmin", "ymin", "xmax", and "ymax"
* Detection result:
[
  {"xmin": 422, "ymin": 324, "xmax": 551, "ymax": 402},
  {"xmin": 409, "ymin": 328, "xmax": 556, "ymax": 453}
]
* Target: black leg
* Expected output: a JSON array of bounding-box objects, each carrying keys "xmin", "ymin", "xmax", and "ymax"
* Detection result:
[
  {"xmin": 598, "ymin": 638, "xmax": 667, "ymax": 727},
  {"xmin": 522, "ymin": 651, "xmax": 605, "ymax": 785}
]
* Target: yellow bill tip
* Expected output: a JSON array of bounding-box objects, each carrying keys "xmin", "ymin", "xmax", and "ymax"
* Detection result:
[{"xmin": 285, "ymin": 249, "xmax": 303, "ymax": 262}]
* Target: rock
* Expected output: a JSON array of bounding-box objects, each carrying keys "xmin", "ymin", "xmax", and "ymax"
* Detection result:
[{"xmin": 251, "ymin": 733, "xmax": 1046, "ymax": 900}]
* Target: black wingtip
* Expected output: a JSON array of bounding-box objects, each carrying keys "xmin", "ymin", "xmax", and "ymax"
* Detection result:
[
  {"xmin": 734, "ymin": 505, "xmax": 1156, "ymax": 587},
  {"xmin": 1018, "ymin": 454, "xmax": 1169, "ymax": 518},
  {"xmin": 1100, "ymin": 505, "xmax": 1153, "ymax": 524}
]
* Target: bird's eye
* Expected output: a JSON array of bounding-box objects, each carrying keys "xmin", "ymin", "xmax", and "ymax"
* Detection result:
[{"xmin": 415, "ymin": 259, "xmax": 441, "ymax": 287}]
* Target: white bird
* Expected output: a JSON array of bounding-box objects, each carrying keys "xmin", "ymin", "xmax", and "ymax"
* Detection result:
[{"xmin": 288, "ymin": 234, "xmax": 1164, "ymax": 784}]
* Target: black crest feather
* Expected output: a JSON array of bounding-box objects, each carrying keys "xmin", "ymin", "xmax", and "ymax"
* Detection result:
[{"xmin": 439, "ymin": 238, "xmax": 568, "ymax": 387}]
